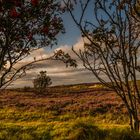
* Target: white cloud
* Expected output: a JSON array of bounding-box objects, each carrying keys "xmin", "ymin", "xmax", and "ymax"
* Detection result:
[{"xmin": 9, "ymin": 37, "xmax": 96, "ymax": 88}]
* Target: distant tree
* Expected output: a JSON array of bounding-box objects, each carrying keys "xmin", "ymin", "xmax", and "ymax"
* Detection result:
[
  {"xmin": 23, "ymin": 86, "xmax": 31, "ymax": 92},
  {"xmin": 0, "ymin": 0, "xmax": 77, "ymax": 89},
  {"xmin": 33, "ymin": 71, "xmax": 52, "ymax": 93},
  {"xmin": 63, "ymin": 0, "xmax": 140, "ymax": 132}
]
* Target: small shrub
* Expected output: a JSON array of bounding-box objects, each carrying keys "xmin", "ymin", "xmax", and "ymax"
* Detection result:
[
  {"xmin": 23, "ymin": 86, "xmax": 31, "ymax": 92},
  {"xmin": 33, "ymin": 71, "xmax": 52, "ymax": 94}
]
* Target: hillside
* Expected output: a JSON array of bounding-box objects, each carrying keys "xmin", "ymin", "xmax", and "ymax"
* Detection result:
[
  {"xmin": 0, "ymin": 83, "xmax": 139, "ymax": 140},
  {"xmin": 0, "ymin": 83, "xmax": 127, "ymax": 116}
]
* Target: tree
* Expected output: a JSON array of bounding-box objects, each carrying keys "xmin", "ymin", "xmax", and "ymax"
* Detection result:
[
  {"xmin": 119, "ymin": 0, "xmax": 140, "ymax": 20},
  {"xmin": 33, "ymin": 71, "xmax": 52, "ymax": 93},
  {"xmin": 63, "ymin": 0, "xmax": 140, "ymax": 132},
  {"xmin": 0, "ymin": 0, "xmax": 77, "ymax": 89}
]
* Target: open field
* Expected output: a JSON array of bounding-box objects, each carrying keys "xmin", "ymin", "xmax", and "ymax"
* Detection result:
[{"xmin": 0, "ymin": 83, "xmax": 140, "ymax": 140}]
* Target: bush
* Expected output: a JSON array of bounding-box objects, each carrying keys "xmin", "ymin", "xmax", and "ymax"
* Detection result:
[
  {"xmin": 23, "ymin": 86, "xmax": 31, "ymax": 92},
  {"xmin": 33, "ymin": 71, "xmax": 52, "ymax": 94}
]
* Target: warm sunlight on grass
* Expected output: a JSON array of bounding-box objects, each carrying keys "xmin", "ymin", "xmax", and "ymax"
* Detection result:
[{"xmin": 0, "ymin": 84, "xmax": 140, "ymax": 140}]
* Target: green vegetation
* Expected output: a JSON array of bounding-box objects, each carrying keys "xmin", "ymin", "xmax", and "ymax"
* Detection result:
[
  {"xmin": 33, "ymin": 71, "xmax": 52, "ymax": 94},
  {"xmin": 0, "ymin": 84, "xmax": 140, "ymax": 139}
]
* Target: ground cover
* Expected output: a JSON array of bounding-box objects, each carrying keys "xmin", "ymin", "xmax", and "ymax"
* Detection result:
[{"xmin": 0, "ymin": 84, "xmax": 139, "ymax": 140}]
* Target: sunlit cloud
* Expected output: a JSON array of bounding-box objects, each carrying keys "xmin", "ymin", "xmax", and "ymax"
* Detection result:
[{"xmin": 10, "ymin": 37, "xmax": 96, "ymax": 88}]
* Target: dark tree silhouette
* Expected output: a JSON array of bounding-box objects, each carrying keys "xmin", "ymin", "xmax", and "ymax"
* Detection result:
[
  {"xmin": 33, "ymin": 71, "xmax": 52, "ymax": 94},
  {"xmin": 63, "ymin": 0, "xmax": 140, "ymax": 132},
  {"xmin": 117, "ymin": 0, "xmax": 140, "ymax": 21},
  {"xmin": 0, "ymin": 0, "xmax": 76, "ymax": 88}
]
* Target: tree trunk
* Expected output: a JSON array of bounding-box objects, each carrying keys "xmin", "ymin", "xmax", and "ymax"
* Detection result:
[
  {"xmin": 129, "ymin": 113, "xmax": 134, "ymax": 131},
  {"xmin": 134, "ymin": 117, "xmax": 139, "ymax": 132},
  {"xmin": 128, "ymin": 110, "xmax": 139, "ymax": 132}
]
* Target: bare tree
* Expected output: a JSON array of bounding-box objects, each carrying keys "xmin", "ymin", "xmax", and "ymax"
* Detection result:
[
  {"xmin": 63, "ymin": 0, "xmax": 140, "ymax": 132},
  {"xmin": 118, "ymin": 0, "xmax": 140, "ymax": 21},
  {"xmin": 0, "ymin": 0, "xmax": 77, "ymax": 89},
  {"xmin": 132, "ymin": 0, "xmax": 140, "ymax": 18}
]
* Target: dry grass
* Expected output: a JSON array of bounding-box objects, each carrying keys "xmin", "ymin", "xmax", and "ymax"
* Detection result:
[{"xmin": 0, "ymin": 83, "xmax": 136, "ymax": 140}]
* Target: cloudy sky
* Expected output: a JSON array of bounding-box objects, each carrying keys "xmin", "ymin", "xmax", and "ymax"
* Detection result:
[
  {"xmin": 12, "ymin": 38, "xmax": 98, "ymax": 88},
  {"xmin": 10, "ymin": 1, "xmax": 140, "ymax": 88},
  {"xmin": 11, "ymin": 2, "xmax": 97, "ymax": 88}
]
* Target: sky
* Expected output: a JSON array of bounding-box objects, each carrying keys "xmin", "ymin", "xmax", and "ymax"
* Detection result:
[
  {"xmin": 12, "ymin": 38, "xmax": 98, "ymax": 88},
  {"xmin": 11, "ymin": 1, "xmax": 97, "ymax": 88},
  {"xmin": 10, "ymin": 0, "xmax": 140, "ymax": 88}
]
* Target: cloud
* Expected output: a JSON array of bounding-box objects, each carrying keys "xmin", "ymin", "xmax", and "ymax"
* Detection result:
[
  {"xmin": 10, "ymin": 37, "xmax": 97, "ymax": 88},
  {"xmin": 55, "ymin": 37, "xmax": 85, "ymax": 54}
]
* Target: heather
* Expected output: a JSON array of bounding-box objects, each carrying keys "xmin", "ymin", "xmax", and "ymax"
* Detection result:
[{"xmin": 0, "ymin": 84, "xmax": 139, "ymax": 139}]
